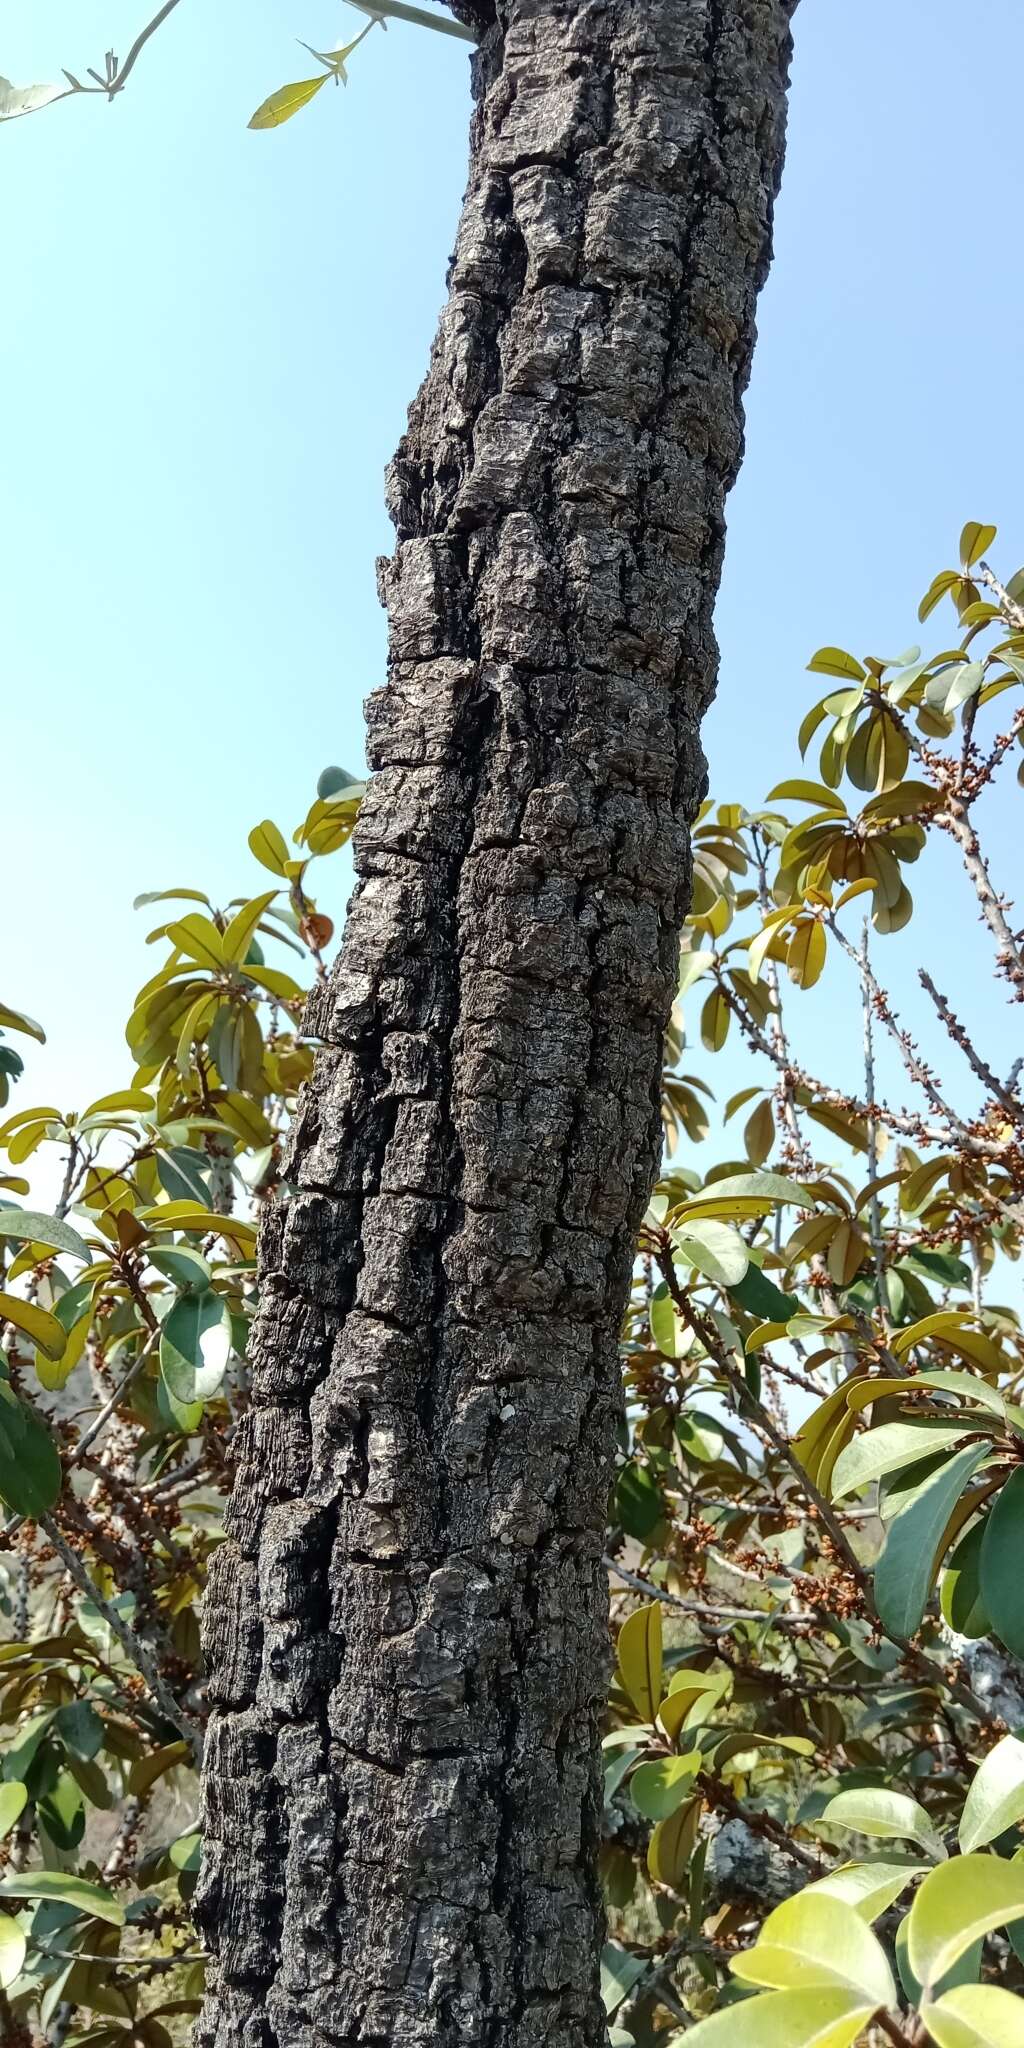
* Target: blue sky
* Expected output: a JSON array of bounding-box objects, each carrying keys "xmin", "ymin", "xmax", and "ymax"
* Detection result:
[{"xmin": 3, "ymin": 0, "xmax": 1021, "ymax": 1166}]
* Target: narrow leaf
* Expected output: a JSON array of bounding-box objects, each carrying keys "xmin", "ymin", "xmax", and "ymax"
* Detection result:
[
  {"xmin": 249, "ymin": 74, "xmax": 329, "ymax": 129},
  {"xmin": 616, "ymin": 1603, "xmax": 662, "ymax": 1722}
]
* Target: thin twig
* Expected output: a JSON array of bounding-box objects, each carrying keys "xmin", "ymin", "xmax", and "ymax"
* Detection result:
[
  {"xmin": 39, "ymin": 1513, "xmax": 202, "ymax": 1759},
  {"xmin": 918, "ymin": 969, "xmax": 1024, "ymax": 1128}
]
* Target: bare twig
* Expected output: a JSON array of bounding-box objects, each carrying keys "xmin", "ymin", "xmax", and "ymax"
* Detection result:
[
  {"xmin": 39, "ymin": 1513, "xmax": 202, "ymax": 1759},
  {"xmin": 918, "ymin": 969, "xmax": 1024, "ymax": 1129}
]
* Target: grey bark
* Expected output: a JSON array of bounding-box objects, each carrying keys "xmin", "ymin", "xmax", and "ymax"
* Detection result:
[{"xmin": 196, "ymin": 2, "xmax": 797, "ymax": 2044}]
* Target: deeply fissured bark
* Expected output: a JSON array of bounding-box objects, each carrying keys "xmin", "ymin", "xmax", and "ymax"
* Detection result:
[{"xmin": 197, "ymin": 3, "xmax": 797, "ymax": 2043}]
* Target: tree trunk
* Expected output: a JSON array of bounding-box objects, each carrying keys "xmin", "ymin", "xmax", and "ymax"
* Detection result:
[{"xmin": 196, "ymin": 3, "xmax": 797, "ymax": 2044}]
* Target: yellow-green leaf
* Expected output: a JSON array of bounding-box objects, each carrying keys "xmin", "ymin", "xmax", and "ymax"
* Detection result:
[
  {"xmin": 908, "ymin": 1855, "xmax": 1024, "ymax": 1989},
  {"xmin": 630, "ymin": 1751, "xmax": 701, "ymax": 1821},
  {"xmin": 248, "ymin": 820, "xmax": 291, "ymax": 876},
  {"xmin": 0, "ymin": 1005, "xmax": 45, "ymax": 1044},
  {"xmin": 0, "ymin": 1784, "xmax": 27, "ymax": 1843},
  {"xmin": 732, "ymin": 1891, "xmax": 895, "ymax": 2008},
  {"xmin": 222, "ymin": 892, "xmax": 279, "ymax": 966},
  {"xmin": 675, "ymin": 1987, "xmax": 875, "ymax": 2048},
  {"xmin": 82, "ymin": 1089, "xmax": 155, "ymax": 1119},
  {"xmin": 807, "ymin": 1858, "xmax": 925, "ymax": 1925},
  {"xmin": 925, "ymin": 1985, "xmax": 1024, "ymax": 2048},
  {"xmin": 647, "ymin": 1798, "xmax": 700, "ymax": 1887},
  {"xmin": 807, "ymin": 647, "xmax": 867, "ymax": 683},
  {"xmin": 248, "ymin": 73, "xmax": 329, "ymax": 131},
  {"xmin": 0, "ymin": 1291, "xmax": 67, "ymax": 1360},
  {"xmin": 960, "ymin": 1736, "xmax": 1024, "ymax": 1855},
  {"xmin": 0, "ymin": 1913, "xmax": 26, "ymax": 1992},
  {"xmin": 616, "ymin": 1603, "xmax": 662, "ymax": 1722},
  {"xmin": 166, "ymin": 915, "xmax": 225, "ymax": 972},
  {"xmin": 788, "ymin": 919, "xmax": 827, "ymax": 990},
  {"xmin": 36, "ymin": 1308, "xmax": 90, "ymax": 1392},
  {"xmin": 960, "ymin": 522, "xmax": 997, "ymax": 570},
  {"xmin": 0, "ymin": 1871, "xmax": 124, "ymax": 1927}
]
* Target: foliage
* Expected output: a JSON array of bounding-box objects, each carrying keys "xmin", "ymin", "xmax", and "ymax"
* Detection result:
[
  {"xmin": 1, "ymin": 528, "xmax": 1023, "ymax": 2048},
  {"xmin": 604, "ymin": 524, "xmax": 1024, "ymax": 2047}
]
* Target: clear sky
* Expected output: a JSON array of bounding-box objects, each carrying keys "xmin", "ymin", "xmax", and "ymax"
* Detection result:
[{"xmin": 3, "ymin": 0, "xmax": 1021, "ymax": 1162}]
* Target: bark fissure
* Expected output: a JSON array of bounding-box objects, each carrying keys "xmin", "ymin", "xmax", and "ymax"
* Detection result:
[{"xmin": 198, "ymin": 3, "xmax": 797, "ymax": 2043}]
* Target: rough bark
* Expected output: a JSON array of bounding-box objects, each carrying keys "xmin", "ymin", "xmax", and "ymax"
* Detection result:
[{"xmin": 196, "ymin": 3, "xmax": 797, "ymax": 2044}]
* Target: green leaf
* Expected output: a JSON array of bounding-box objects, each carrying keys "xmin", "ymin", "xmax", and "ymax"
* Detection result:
[
  {"xmin": 908, "ymin": 1855, "xmax": 1024, "ymax": 1989},
  {"xmin": 658, "ymin": 1671, "xmax": 729, "ymax": 1741},
  {"xmin": 981, "ymin": 1469, "xmax": 1024, "ymax": 1659},
  {"xmin": 601, "ymin": 1942, "xmax": 647, "ymax": 2017},
  {"xmin": 127, "ymin": 1741, "xmax": 190, "ymax": 1798},
  {"xmin": 0, "ymin": 1380, "xmax": 61, "ymax": 1518},
  {"xmin": 925, "ymin": 1985, "xmax": 1024, "ymax": 2048},
  {"xmin": 0, "ymin": 1207, "xmax": 91, "ymax": 1264},
  {"xmin": 674, "ymin": 1987, "xmax": 876, "ymax": 2048},
  {"xmin": 149, "ymin": 1245, "xmax": 213, "ymax": 1294},
  {"xmin": 831, "ymin": 1420, "xmax": 982, "ymax": 1499},
  {"xmin": 819, "ymin": 1787, "xmax": 942, "ymax": 1853},
  {"xmin": 732, "ymin": 1891, "xmax": 895, "ymax": 2008},
  {"xmin": 897, "ymin": 1919, "xmax": 982, "ymax": 2009},
  {"xmin": 249, "ymin": 73, "xmax": 330, "ymax": 129},
  {"xmin": 0, "ymin": 1783, "xmax": 27, "ymax": 1842},
  {"xmin": 2, "ymin": 1708, "xmax": 56, "ymax": 1782},
  {"xmin": 208, "ymin": 1001, "xmax": 263, "ymax": 1093},
  {"xmin": 55, "ymin": 1700, "xmax": 104, "ymax": 1763},
  {"xmin": 156, "ymin": 1149, "xmax": 211, "ymax": 1208},
  {"xmin": 631, "ymin": 1752, "xmax": 701, "ymax": 1821},
  {"xmin": 941, "ymin": 1519, "xmax": 991, "ymax": 1640},
  {"xmin": 807, "ymin": 1857, "xmax": 924, "ymax": 1924},
  {"xmin": 926, "ymin": 662, "xmax": 985, "ymax": 717},
  {"xmin": 0, "ymin": 1870, "xmax": 124, "ymax": 1926},
  {"xmin": 674, "ymin": 1218, "xmax": 749, "ymax": 1288},
  {"xmin": 157, "ymin": 1376, "xmax": 204, "ymax": 1436},
  {"xmin": 616, "ymin": 1603, "xmax": 662, "ymax": 1722},
  {"xmin": 616, "ymin": 1462, "xmax": 666, "ymax": 1543},
  {"xmin": 673, "ymin": 1171, "xmax": 815, "ymax": 1222},
  {"xmin": 168, "ymin": 1828, "xmax": 202, "ymax": 1872},
  {"xmin": 728, "ymin": 1263, "xmax": 799, "ymax": 1324},
  {"xmin": 0, "ymin": 1290, "xmax": 67, "ymax": 1360},
  {"xmin": 874, "ymin": 1438, "xmax": 991, "ymax": 1638},
  {"xmin": 0, "ymin": 1913, "xmax": 26, "ymax": 1990},
  {"xmin": 650, "ymin": 1282, "xmax": 687, "ymax": 1359},
  {"xmin": 960, "ymin": 1737, "xmax": 1024, "ymax": 1854},
  {"xmin": 160, "ymin": 1290, "xmax": 231, "ymax": 1405}
]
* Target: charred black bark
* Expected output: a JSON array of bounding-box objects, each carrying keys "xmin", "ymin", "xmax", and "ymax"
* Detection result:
[{"xmin": 197, "ymin": 3, "xmax": 797, "ymax": 2043}]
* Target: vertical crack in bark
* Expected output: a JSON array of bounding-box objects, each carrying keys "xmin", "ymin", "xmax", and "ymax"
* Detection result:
[{"xmin": 197, "ymin": 3, "xmax": 798, "ymax": 2044}]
